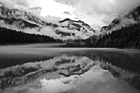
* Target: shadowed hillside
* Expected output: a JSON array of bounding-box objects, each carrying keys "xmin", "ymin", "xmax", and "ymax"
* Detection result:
[
  {"xmin": 0, "ymin": 27, "xmax": 57, "ymax": 45},
  {"xmin": 86, "ymin": 24, "xmax": 140, "ymax": 49}
]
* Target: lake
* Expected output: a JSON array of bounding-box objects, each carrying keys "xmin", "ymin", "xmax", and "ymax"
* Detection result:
[{"xmin": 0, "ymin": 44, "xmax": 140, "ymax": 93}]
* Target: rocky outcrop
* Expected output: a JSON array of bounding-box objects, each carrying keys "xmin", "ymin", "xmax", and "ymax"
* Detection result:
[{"xmin": 0, "ymin": 2, "xmax": 95, "ymax": 40}]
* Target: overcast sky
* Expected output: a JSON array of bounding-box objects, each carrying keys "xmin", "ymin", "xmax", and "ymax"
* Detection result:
[{"xmin": 1, "ymin": 0, "xmax": 140, "ymax": 30}]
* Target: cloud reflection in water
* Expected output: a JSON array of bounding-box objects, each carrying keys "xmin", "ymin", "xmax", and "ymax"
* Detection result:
[{"xmin": 0, "ymin": 51, "xmax": 140, "ymax": 93}]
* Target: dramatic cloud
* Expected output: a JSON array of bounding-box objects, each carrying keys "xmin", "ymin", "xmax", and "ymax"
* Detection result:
[
  {"xmin": 0, "ymin": 0, "xmax": 29, "ymax": 8},
  {"xmin": 27, "ymin": 0, "xmax": 77, "ymax": 19},
  {"xmin": 1, "ymin": 0, "xmax": 140, "ymax": 30},
  {"xmin": 11, "ymin": 0, "xmax": 29, "ymax": 7},
  {"xmin": 55, "ymin": 0, "xmax": 140, "ymax": 30}
]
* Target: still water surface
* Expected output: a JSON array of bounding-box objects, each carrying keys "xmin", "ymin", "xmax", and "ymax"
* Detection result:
[{"xmin": 0, "ymin": 47, "xmax": 140, "ymax": 93}]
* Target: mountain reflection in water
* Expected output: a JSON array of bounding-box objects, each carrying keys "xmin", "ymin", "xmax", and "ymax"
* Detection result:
[{"xmin": 0, "ymin": 50, "xmax": 140, "ymax": 93}]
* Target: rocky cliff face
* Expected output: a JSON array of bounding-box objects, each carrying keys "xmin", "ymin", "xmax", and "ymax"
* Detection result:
[
  {"xmin": 0, "ymin": 2, "xmax": 94, "ymax": 40},
  {"xmin": 59, "ymin": 18, "xmax": 95, "ymax": 33},
  {"xmin": 56, "ymin": 18, "xmax": 95, "ymax": 40},
  {"xmin": 0, "ymin": 3, "xmax": 56, "ymax": 29}
]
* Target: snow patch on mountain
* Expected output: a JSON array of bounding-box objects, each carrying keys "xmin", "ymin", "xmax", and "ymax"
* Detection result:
[{"xmin": 0, "ymin": 1, "xmax": 95, "ymax": 40}]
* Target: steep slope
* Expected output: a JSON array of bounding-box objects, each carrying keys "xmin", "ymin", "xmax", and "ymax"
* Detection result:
[
  {"xmin": 59, "ymin": 18, "xmax": 95, "ymax": 33},
  {"xmin": 86, "ymin": 24, "xmax": 140, "ymax": 48},
  {"xmin": 100, "ymin": 5, "xmax": 140, "ymax": 34},
  {"xmin": 0, "ymin": 27, "xmax": 57, "ymax": 44},
  {"xmin": 0, "ymin": 2, "xmax": 94, "ymax": 40},
  {"xmin": 81, "ymin": 5, "xmax": 140, "ymax": 48},
  {"xmin": 58, "ymin": 18, "xmax": 95, "ymax": 39},
  {"xmin": 0, "ymin": 3, "xmax": 56, "ymax": 29}
]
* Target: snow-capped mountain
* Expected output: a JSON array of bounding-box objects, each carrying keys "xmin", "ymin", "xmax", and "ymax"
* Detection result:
[
  {"xmin": 55, "ymin": 18, "xmax": 95, "ymax": 40},
  {"xmin": 0, "ymin": 2, "xmax": 94, "ymax": 40},
  {"xmin": 100, "ymin": 5, "xmax": 140, "ymax": 34}
]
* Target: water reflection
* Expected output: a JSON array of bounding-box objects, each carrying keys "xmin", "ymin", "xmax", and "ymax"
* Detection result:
[{"xmin": 0, "ymin": 50, "xmax": 140, "ymax": 93}]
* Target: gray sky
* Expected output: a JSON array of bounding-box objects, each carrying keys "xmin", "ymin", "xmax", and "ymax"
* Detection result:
[
  {"xmin": 1, "ymin": 0, "xmax": 140, "ymax": 30},
  {"xmin": 54, "ymin": 0, "xmax": 140, "ymax": 29}
]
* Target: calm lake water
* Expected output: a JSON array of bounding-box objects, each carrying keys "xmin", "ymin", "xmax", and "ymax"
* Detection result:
[{"xmin": 0, "ymin": 44, "xmax": 140, "ymax": 93}]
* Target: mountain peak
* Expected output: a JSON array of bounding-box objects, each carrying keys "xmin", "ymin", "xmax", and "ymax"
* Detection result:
[
  {"xmin": 100, "ymin": 5, "xmax": 140, "ymax": 34},
  {"xmin": 0, "ymin": 5, "xmax": 95, "ymax": 40}
]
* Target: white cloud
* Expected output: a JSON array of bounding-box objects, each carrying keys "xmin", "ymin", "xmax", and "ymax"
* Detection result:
[
  {"xmin": 1, "ymin": 0, "xmax": 140, "ymax": 31},
  {"xmin": 11, "ymin": 0, "xmax": 29, "ymax": 7},
  {"xmin": 27, "ymin": 0, "xmax": 77, "ymax": 20},
  {"xmin": 0, "ymin": 0, "xmax": 29, "ymax": 8},
  {"xmin": 55, "ymin": 0, "xmax": 140, "ymax": 30}
]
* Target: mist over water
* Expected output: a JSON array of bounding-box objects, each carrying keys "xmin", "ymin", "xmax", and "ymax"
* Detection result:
[
  {"xmin": 0, "ymin": 46, "xmax": 140, "ymax": 93},
  {"xmin": 0, "ymin": 0, "xmax": 140, "ymax": 93}
]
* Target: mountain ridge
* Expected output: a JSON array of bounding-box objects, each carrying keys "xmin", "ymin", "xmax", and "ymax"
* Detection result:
[
  {"xmin": 0, "ymin": 2, "xmax": 94, "ymax": 40},
  {"xmin": 100, "ymin": 5, "xmax": 140, "ymax": 34}
]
